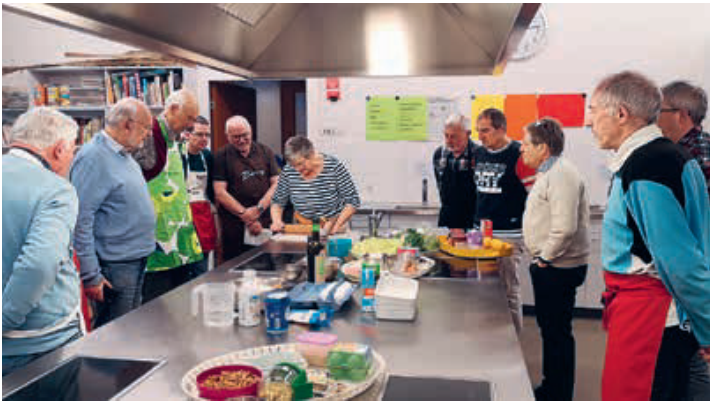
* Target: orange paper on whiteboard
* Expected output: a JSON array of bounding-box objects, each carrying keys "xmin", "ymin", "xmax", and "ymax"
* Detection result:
[
  {"xmin": 471, "ymin": 94, "xmax": 505, "ymax": 141},
  {"xmin": 537, "ymin": 94, "xmax": 586, "ymax": 127},
  {"xmin": 504, "ymin": 95, "xmax": 538, "ymax": 141}
]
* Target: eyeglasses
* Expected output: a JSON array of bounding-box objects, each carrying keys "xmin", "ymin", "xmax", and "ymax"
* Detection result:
[
  {"xmin": 230, "ymin": 132, "xmax": 250, "ymax": 141},
  {"xmin": 129, "ymin": 119, "xmax": 152, "ymax": 132}
]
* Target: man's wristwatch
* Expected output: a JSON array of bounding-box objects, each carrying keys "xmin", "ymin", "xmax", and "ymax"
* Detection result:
[{"xmin": 257, "ymin": 204, "xmax": 265, "ymax": 215}]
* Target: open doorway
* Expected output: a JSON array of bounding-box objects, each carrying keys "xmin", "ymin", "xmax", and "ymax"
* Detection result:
[
  {"xmin": 209, "ymin": 79, "xmax": 306, "ymax": 157},
  {"xmin": 209, "ymin": 82, "xmax": 257, "ymax": 153},
  {"xmin": 280, "ymin": 80, "xmax": 306, "ymax": 155}
]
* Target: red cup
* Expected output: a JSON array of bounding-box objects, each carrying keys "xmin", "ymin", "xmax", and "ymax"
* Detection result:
[{"xmin": 197, "ymin": 365, "xmax": 262, "ymax": 400}]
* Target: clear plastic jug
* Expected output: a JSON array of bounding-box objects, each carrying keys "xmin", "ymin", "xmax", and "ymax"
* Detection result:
[{"xmin": 191, "ymin": 282, "xmax": 237, "ymax": 327}]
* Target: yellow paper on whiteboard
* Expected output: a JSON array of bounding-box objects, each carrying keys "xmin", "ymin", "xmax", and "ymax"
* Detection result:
[
  {"xmin": 471, "ymin": 95, "xmax": 505, "ymax": 141},
  {"xmin": 366, "ymin": 96, "xmax": 428, "ymax": 141}
]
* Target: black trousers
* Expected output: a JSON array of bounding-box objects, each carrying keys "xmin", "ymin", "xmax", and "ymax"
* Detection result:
[
  {"xmin": 530, "ymin": 263, "xmax": 587, "ymax": 401},
  {"xmin": 651, "ymin": 326, "xmax": 699, "ymax": 400}
]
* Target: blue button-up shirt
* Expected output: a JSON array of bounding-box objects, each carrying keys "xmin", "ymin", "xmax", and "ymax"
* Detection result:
[{"xmin": 70, "ymin": 131, "xmax": 156, "ymax": 287}]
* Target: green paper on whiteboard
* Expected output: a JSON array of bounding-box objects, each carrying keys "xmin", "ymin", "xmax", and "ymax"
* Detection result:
[{"xmin": 366, "ymin": 96, "xmax": 428, "ymax": 141}]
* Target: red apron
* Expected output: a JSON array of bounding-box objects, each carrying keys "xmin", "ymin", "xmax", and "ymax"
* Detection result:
[
  {"xmin": 601, "ymin": 271, "xmax": 672, "ymax": 401},
  {"xmin": 73, "ymin": 254, "xmax": 92, "ymax": 333},
  {"xmin": 190, "ymin": 201, "xmax": 217, "ymax": 252}
]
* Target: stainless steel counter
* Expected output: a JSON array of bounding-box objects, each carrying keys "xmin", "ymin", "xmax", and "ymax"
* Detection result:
[{"xmin": 2, "ymin": 242, "xmax": 533, "ymax": 401}]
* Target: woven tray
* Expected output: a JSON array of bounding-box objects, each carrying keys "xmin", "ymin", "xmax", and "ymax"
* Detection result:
[
  {"xmin": 438, "ymin": 235, "xmax": 513, "ymax": 259},
  {"xmin": 181, "ymin": 343, "xmax": 387, "ymax": 401}
]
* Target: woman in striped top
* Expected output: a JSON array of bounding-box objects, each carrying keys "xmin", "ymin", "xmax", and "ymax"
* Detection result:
[{"xmin": 270, "ymin": 136, "xmax": 361, "ymax": 235}]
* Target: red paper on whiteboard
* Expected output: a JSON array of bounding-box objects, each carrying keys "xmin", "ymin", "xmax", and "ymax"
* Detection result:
[{"xmin": 537, "ymin": 94, "xmax": 586, "ymax": 127}]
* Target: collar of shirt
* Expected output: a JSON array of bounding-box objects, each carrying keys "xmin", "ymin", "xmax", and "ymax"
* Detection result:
[
  {"xmin": 8, "ymin": 147, "xmax": 46, "ymax": 168},
  {"xmin": 100, "ymin": 131, "xmax": 128, "ymax": 156},
  {"xmin": 538, "ymin": 155, "xmax": 559, "ymax": 173},
  {"xmin": 678, "ymin": 127, "xmax": 701, "ymax": 148},
  {"xmin": 483, "ymin": 139, "xmax": 514, "ymax": 155},
  {"xmin": 608, "ymin": 124, "xmax": 663, "ymax": 173}
]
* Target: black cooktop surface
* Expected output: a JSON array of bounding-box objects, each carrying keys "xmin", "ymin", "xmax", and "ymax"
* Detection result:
[
  {"xmin": 4, "ymin": 356, "xmax": 162, "ymax": 401},
  {"xmin": 382, "ymin": 375, "xmax": 492, "ymax": 401},
  {"xmin": 233, "ymin": 252, "xmax": 306, "ymax": 272}
]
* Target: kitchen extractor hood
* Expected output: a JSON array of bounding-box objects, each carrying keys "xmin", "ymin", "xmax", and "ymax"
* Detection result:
[{"xmin": 3, "ymin": 3, "xmax": 540, "ymax": 78}]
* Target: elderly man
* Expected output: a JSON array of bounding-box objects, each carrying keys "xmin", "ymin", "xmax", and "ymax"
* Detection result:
[
  {"xmin": 433, "ymin": 114, "xmax": 479, "ymax": 229},
  {"xmin": 3, "ymin": 108, "xmax": 82, "ymax": 375},
  {"xmin": 588, "ymin": 71, "xmax": 709, "ymax": 401},
  {"xmin": 658, "ymin": 80, "xmax": 711, "ymax": 402},
  {"xmin": 180, "ymin": 115, "xmax": 217, "ymax": 278},
  {"xmin": 473, "ymin": 108, "xmax": 536, "ymax": 334},
  {"xmin": 131, "ymin": 89, "xmax": 203, "ymax": 302},
  {"xmin": 70, "ymin": 98, "xmax": 155, "ymax": 328},
  {"xmin": 657, "ymin": 81, "xmax": 710, "ymax": 189},
  {"xmin": 214, "ymin": 116, "xmax": 280, "ymax": 261}
]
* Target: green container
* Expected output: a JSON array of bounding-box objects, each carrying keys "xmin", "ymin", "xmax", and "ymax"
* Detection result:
[
  {"xmin": 268, "ymin": 362, "xmax": 313, "ymax": 401},
  {"xmin": 326, "ymin": 343, "xmax": 373, "ymax": 382}
]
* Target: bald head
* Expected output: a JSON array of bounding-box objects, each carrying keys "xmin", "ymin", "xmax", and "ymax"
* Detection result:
[
  {"xmin": 164, "ymin": 89, "xmax": 199, "ymax": 134},
  {"xmin": 107, "ymin": 98, "xmax": 151, "ymax": 128}
]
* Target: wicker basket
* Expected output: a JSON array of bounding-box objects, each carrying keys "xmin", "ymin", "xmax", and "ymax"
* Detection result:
[{"xmin": 181, "ymin": 343, "xmax": 387, "ymax": 401}]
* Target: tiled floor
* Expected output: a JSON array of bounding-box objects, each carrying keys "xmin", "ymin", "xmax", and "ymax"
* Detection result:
[{"xmin": 520, "ymin": 314, "xmax": 606, "ymax": 401}]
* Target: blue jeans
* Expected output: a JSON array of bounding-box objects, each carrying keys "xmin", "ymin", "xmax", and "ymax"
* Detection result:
[
  {"xmin": 94, "ymin": 257, "xmax": 147, "ymax": 328},
  {"xmin": 186, "ymin": 253, "xmax": 209, "ymax": 281}
]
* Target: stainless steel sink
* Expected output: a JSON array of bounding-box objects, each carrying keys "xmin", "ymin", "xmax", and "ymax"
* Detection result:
[{"xmin": 382, "ymin": 375, "xmax": 493, "ymax": 401}]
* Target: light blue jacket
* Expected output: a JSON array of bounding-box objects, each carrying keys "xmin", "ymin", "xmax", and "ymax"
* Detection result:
[{"xmin": 2, "ymin": 152, "xmax": 82, "ymax": 357}]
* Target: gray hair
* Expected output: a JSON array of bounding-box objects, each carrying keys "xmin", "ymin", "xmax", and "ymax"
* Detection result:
[
  {"xmin": 526, "ymin": 118, "xmax": 565, "ymax": 156},
  {"xmin": 662, "ymin": 81, "xmax": 708, "ymax": 127},
  {"xmin": 164, "ymin": 89, "xmax": 196, "ymax": 111},
  {"xmin": 444, "ymin": 114, "xmax": 469, "ymax": 131},
  {"xmin": 9, "ymin": 107, "xmax": 78, "ymax": 149},
  {"xmin": 225, "ymin": 115, "xmax": 252, "ymax": 134},
  {"xmin": 284, "ymin": 136, "xmax": 314, "ymax": 162},
  {"xmin": 594, "ymin": 71, "xmax": 661, "ymax": 125},
  {"xmin": 106, "ymin": 98, "xmax": 147, "ymax": 128}
]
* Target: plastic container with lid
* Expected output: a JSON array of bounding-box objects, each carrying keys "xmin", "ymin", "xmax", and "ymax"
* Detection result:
[
  {"xmin": 296, "ymin": 331, "xmax": 338, "ymax": 367},
  {"xmin": 327, "ymin": 343, "xmax": 373, "ymax": 382}
]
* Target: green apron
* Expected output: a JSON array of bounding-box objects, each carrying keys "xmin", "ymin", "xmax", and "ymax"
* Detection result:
[{"xmin": 146, "ymin": 119, "xmax": 203, "ymax": 271}]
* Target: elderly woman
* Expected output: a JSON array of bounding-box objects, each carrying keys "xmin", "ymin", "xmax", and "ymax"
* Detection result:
[
  {"xmin": 520, "ymin": 118, "xmax": 590, "ymax": 401},
  {"xmin": 270, "ymin": 136, "xmax": 360, "ymax": 236}
]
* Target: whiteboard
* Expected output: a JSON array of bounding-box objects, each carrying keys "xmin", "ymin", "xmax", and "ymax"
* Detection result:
[{"xmin": 305, "ymin": 4, "xmax": 709, "ymax": 207}]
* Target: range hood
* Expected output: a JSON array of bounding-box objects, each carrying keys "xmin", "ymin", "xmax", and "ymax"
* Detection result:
[{"xmin": 4, "ymin": 3, "xmax": 540, "ymax": 78}]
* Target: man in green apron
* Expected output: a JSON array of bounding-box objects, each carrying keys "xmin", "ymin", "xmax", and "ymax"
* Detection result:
[{"xmin": 132, "ymin": 89, "xmax": 203, "ymax": 302}]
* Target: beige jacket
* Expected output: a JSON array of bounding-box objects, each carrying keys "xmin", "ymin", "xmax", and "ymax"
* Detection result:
[{"xmin": 522, "ymin": 157, "xmax": 590, "ymax": 268}]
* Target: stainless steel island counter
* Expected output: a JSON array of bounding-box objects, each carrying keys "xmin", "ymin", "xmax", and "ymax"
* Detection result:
[{"xmin": 2, "ymin": 242, "xmax": 533, "ymax": 401}]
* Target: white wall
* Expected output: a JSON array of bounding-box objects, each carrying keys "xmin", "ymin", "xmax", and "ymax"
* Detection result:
[
  {"xmin": 2, "ymin": 10, "xmax": 137, "ymax": 88},
  {"xmin": 306, "ymin": 3, "xmax": 710, "ymax": 207}
]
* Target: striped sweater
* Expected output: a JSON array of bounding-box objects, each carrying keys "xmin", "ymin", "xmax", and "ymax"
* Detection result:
[{"xmin": 272, "ymin": 154, "xmax": 361, "ymax": 220}]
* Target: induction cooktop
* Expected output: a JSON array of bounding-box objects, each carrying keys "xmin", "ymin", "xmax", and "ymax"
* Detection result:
[
  {"xmin": 382, "ymin": 375, "xmax": 493, "ymax": 401},
  {"xmin": 232, "ymin": 251, "xmax": 306, "ymax": 272},
  {"xmin": 3, "ymin": 356, "xmax": 163, "ymax": 401}
]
